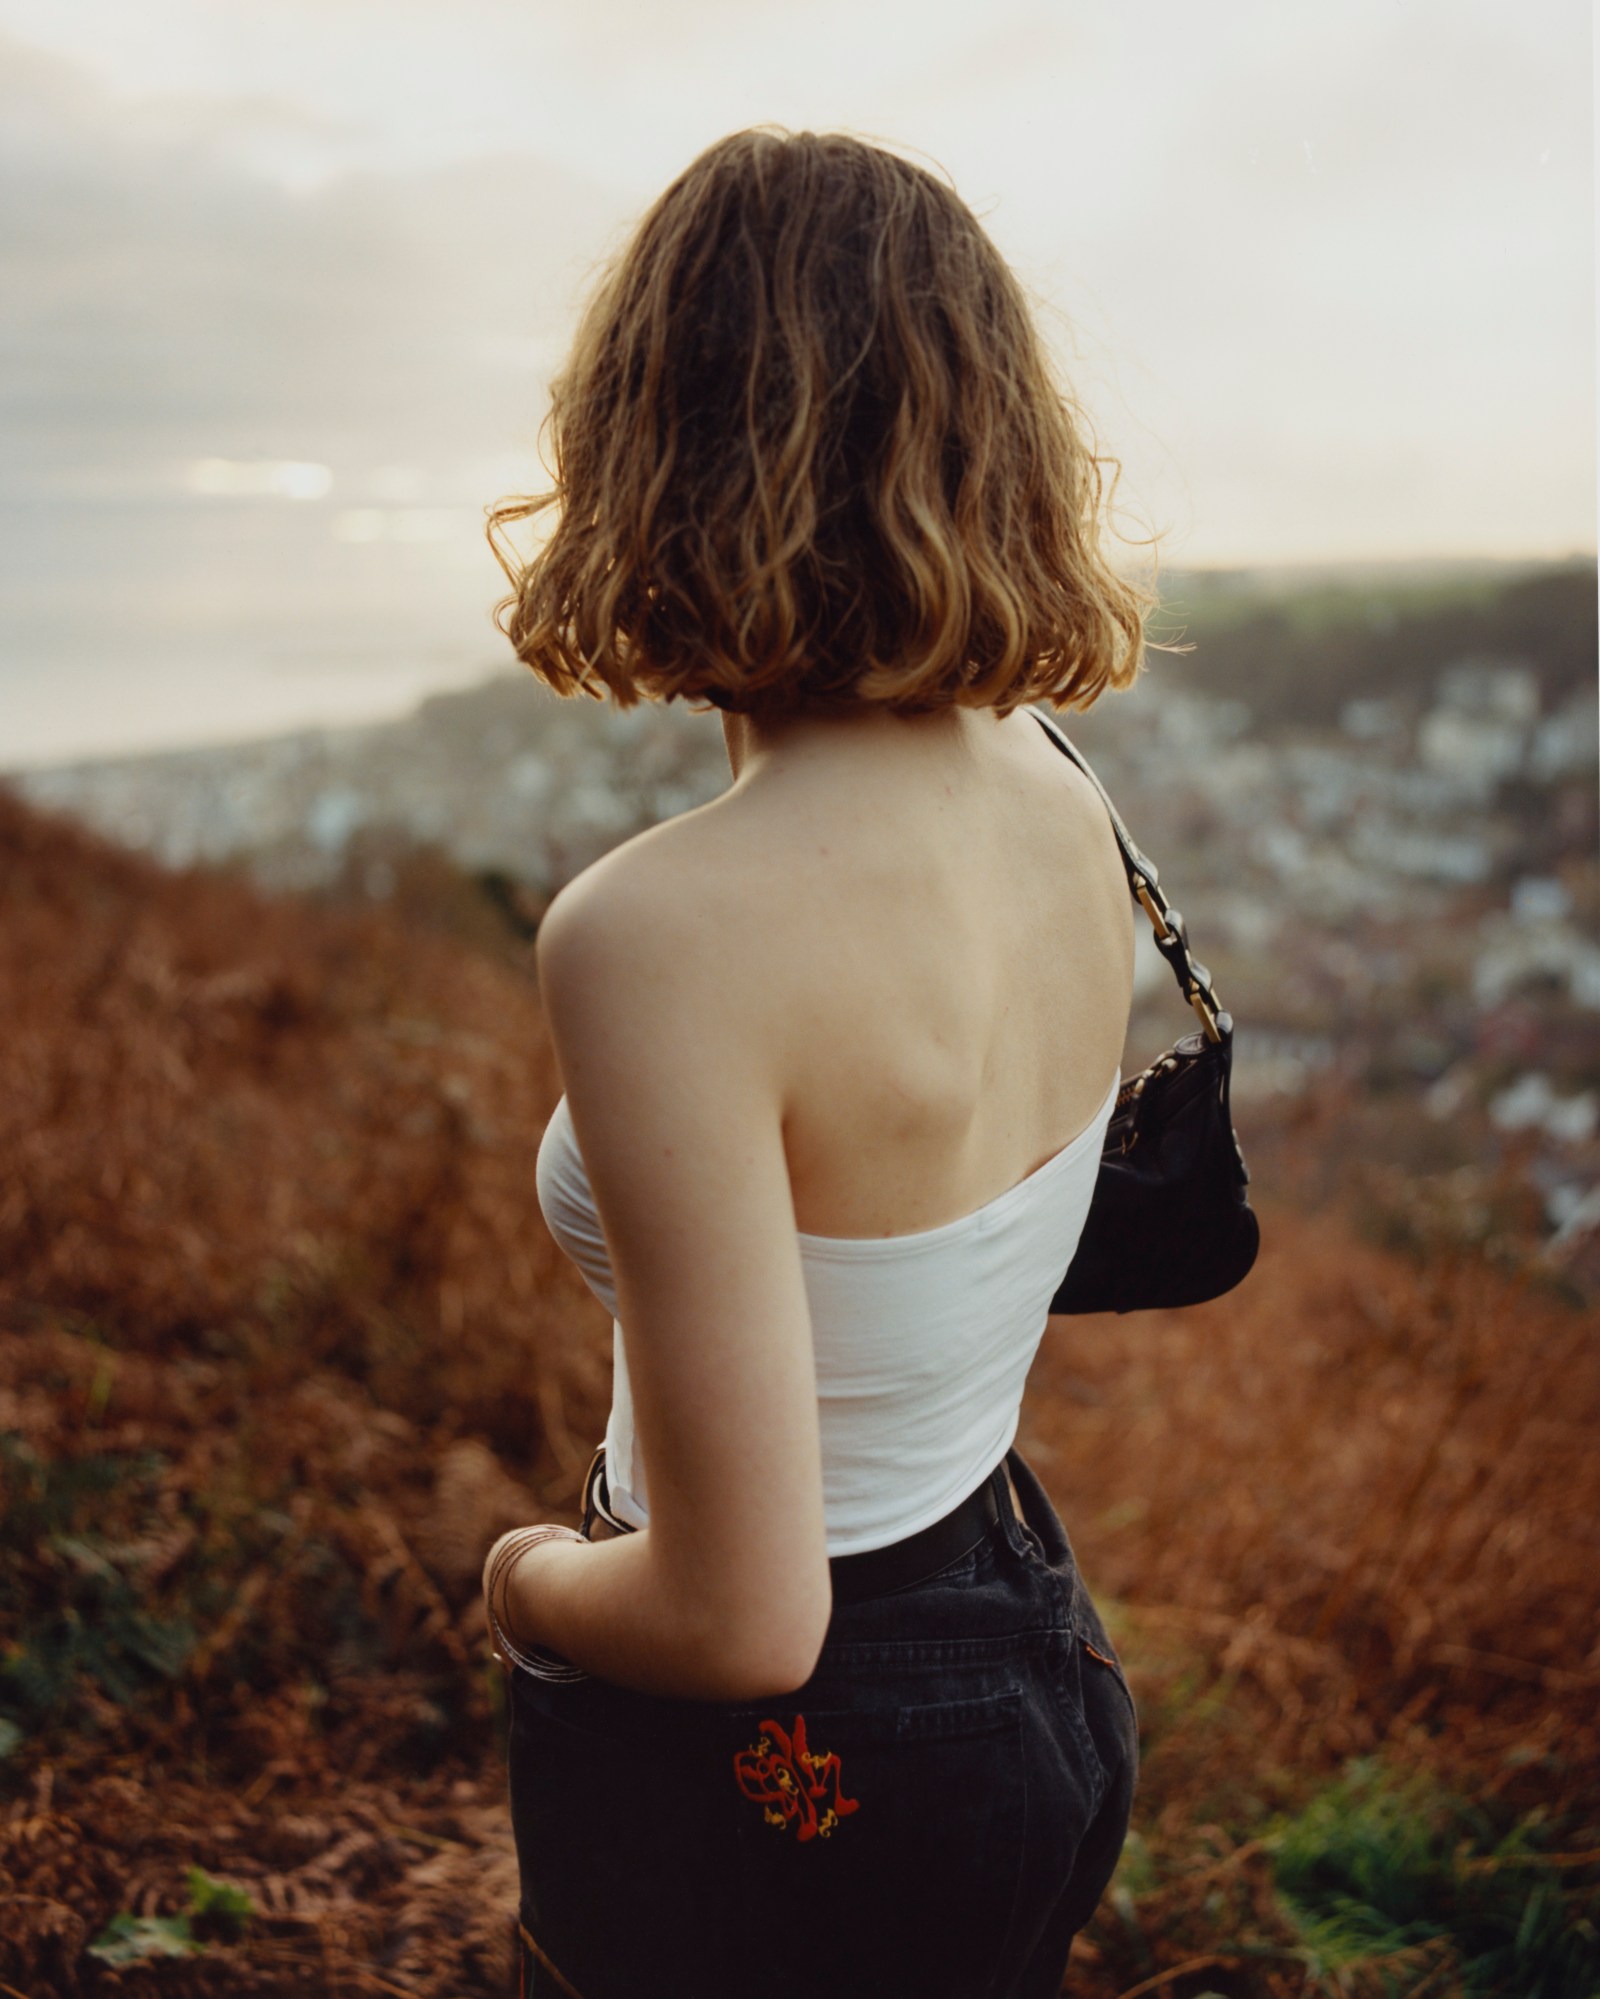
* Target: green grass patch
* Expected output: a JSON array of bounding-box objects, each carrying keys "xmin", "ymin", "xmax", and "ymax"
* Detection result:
[{"xmin": 1268, "ymin": 1759, "xmax": 1600, "ymax": 1998}]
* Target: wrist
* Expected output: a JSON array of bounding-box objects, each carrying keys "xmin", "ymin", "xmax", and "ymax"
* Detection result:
[
  {"xmin": 484, "ymin": 1525, "xmax": 587, "ymax": 1679},
  {"xmin": 500, "ymin": 1529, "xmax": 585, "ymax": 1636}
]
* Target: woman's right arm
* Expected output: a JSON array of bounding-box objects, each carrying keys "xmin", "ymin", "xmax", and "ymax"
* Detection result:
[{"xmin": 494, "ymin": 850, "xmax": 833, "ymax": 1702}]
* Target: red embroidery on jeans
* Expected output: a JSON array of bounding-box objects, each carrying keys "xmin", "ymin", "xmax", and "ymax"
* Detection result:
[{"xmin": 734, "ymin": 1713, "xmax": 860, "ymax": 1841}]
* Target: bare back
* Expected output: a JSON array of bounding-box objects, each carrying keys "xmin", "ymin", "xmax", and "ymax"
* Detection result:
[{"xmin": 623, "ymin": 703, "xmax": 1136, "ymax": 1242}]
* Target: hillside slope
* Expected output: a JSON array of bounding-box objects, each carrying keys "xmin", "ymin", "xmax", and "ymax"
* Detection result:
[{"xmin": 2, "ymin": 788, "xmax": 1595, "ymax": 1997}]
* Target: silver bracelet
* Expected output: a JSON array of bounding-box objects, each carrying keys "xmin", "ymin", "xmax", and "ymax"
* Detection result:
[{"xmin": 486, "ymin": 1524, "xmax": 591, "ymax": 1683}]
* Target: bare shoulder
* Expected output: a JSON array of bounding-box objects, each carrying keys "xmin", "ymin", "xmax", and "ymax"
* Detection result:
[
  {"xmin": 1007, "ymin": 703, "xmax": 1119, "ymax": 815},
  {"xmin": 534, "ymin": 805, "xmax": 784, "ymax": 1052}
]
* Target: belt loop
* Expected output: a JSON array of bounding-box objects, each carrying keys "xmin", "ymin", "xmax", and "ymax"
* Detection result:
[
  {"xmin": 1004, "ymin": 1446, "xmax": 1086, "ymax": 1628},
  {"xmin": 579, "ymin": 1443, "xmax": 606, "ymax": 1539},
  {"xmin": 581, "ymin": 1441, "xmax": 637, "ymax": 1540},
  {"xmin": 993, "ymin": 1450, "xmax": 1030, "ymax": 1559}
]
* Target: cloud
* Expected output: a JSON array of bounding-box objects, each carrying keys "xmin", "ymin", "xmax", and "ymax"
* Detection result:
[
  {"xmin": 0, "ymin": 4, "xmax": 1590, "ymax": 585},
  {"xmin": 0, "ymin": 34, "xmax": 627, "ymax": 500}
]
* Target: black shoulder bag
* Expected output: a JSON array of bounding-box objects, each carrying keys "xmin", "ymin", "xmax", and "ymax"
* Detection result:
[{"xmin": 1030, "ymin": 707, "xmax": 1261, "ymax": 1314}]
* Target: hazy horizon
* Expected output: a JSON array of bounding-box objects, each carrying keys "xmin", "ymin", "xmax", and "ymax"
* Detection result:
[{"xmin": 4, "ymin": 550, "xmax": 1587, "ymax": 777}]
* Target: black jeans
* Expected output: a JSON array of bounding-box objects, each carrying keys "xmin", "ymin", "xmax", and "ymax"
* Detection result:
[{"xmin": 506, "ymin": 1445, "xmax": 1138, "ymax": 1999}]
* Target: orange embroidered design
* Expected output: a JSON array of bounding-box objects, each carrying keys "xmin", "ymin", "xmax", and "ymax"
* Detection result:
[{"xmin": 734, "ymin": 1713, "xmax": 860, "ymax": 1841}]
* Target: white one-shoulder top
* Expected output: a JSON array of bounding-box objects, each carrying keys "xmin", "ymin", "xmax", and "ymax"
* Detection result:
[{"xmin": 535, "ymin": 1065, "xmax": 1119, "ymax": 1557}]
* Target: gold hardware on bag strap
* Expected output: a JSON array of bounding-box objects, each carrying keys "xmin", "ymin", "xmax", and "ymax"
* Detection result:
[
  {"xmin": 1029, "ymin": 708, "xmax": 1228, "ymax": 1047},
  {"xmin": 1189, "ymin": 988, "xmax": 1221, "ymax": 1041},
  {"xmin": 1133, "ymin": 879, "xmax": 1168, "ymax": 935},
  {"xmin": 1131, "ymin": 872, "xmax": 1222, "ymax": 1045}
]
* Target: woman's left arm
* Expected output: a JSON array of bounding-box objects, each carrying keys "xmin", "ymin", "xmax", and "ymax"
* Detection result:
[{"xmin": 483, "ymin": 846, "xmax": 833, "ymax": 1703}]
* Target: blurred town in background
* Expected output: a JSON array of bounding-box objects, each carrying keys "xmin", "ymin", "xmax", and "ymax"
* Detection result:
[{"xmin": 12, "ymin": 552, "xmax": 1597, "ymax": 1304}]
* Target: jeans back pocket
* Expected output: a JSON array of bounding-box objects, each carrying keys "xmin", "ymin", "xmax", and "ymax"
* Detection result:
[{"xmin": 725, "ymin": 1686, "xmax": 1027, "ymax": 1999}]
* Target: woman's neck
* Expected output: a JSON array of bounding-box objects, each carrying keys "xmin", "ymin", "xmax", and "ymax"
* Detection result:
[{"xmin": 721, "ymin": 701, "xmax": 997, "ymax": 786}]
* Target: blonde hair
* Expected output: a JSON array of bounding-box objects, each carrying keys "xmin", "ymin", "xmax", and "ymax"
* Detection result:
[{"xmin": 488, "ymin": 127, "xmax": 1166, "ymax": 720}]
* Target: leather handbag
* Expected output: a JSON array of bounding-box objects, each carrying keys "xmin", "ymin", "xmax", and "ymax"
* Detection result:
[{"xmin": 1029, "ymin": 707, "xmax": 1261, "ymax": 1314}]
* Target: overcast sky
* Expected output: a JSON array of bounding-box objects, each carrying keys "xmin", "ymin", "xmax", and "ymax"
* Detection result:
[{"xmin": 1, "ymin": 0, "xmax": 1594, "ymax": 765}]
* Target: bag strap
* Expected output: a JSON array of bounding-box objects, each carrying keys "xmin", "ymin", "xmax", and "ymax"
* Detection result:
[{"xmin": 1028, "ymin": 706, "xmax": 1227, "ymax": 1044}]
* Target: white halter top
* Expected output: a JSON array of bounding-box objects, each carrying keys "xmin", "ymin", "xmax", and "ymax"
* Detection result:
[{"xmin": 536, "ymin": 1065, "xmax": 1118, "ymax": 1556}]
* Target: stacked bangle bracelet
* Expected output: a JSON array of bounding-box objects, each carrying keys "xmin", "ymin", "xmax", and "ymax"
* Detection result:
[{"xmin": 485, "ymin": 1524, "xmax": 590, "ymax": 1683}]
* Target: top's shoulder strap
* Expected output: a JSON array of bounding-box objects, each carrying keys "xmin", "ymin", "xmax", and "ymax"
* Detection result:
[{"xmin": 1027, "ymin": 705, "xmax": 1225, "ymax": 1041}]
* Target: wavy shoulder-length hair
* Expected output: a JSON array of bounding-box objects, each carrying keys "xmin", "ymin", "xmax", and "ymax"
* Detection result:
[{"xmin": 487, "ymin": 127, "xmax": 1168, "ymax": 721}]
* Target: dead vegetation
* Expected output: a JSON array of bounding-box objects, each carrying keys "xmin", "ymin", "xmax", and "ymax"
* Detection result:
[{"xmin": 1, "ymin": 784, "xmax": 1595, "ymax": 1997}]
